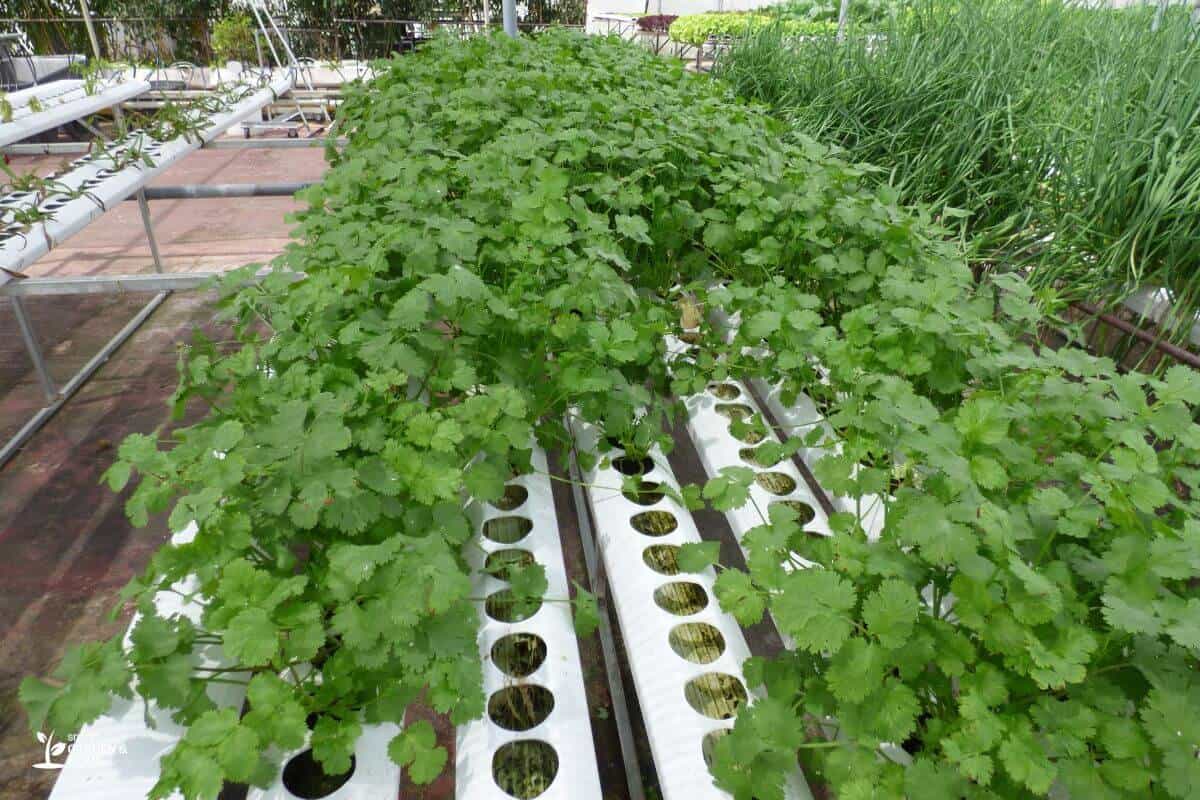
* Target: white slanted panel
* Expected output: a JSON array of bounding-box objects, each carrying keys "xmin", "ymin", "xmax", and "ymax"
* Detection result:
[
  {"xmin": 570, "ymin": 419, "xmax": 811, "ymax": 800},
  {"xmin": 0, "ymin": 70, "xmax": 294, "ymax": 272},
  {"xmin": 0, "ymin": 79, "xmax": 152, "ymax": 149},
  {"xmin": 48, "ymin": 523, "xmax": 245, "ymax": 800},
  {"xmin": 457, "ymin": 445, "xmax": 603, "ymax": 800}
]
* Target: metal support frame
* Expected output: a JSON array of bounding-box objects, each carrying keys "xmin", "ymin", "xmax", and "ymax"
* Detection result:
[
  {"xmin": 0, "ymin": 1, "xmax": 295, "ymax": 468},
  {"xmin": 10, "ymin": 295, "xmax": 57, "ymax": 401},
  {"xmin": 1, "ymin": 292, "xmax": 168, "ymax": 468},
  {"xmin": 4, "ymin": 137, "xmax": 342, "ymax": 155},
  {"xmin": 129, "ymin": 181, "xmax": 315, "ymax": 200}
]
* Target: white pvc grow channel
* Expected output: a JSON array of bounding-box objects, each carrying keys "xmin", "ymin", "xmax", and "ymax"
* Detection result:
[
  {"xmin": 0, "ymin": 79, "xmax": 152, "ymax": 149},
  {"xmin": 570, "ymin": 419, "xmax": 811, "ymax": 800},
  {"xmin": 458, "ymin": 445, "xmax": 603, "ymax": 800},
  {"xmin": 48, "ymin": 522, "xmax": 244, "ymax": 800},
  {"xmin": 0, "ymin": 71, "xmax": 295, "ymax": 272}
]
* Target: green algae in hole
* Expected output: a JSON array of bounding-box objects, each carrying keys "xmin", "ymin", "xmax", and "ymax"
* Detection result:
[
  {"xmin": 643, "ymin": 544, "xmax": 681, "ymax": 575},
  {"xmin": 630, "ymin": 510, "xmax": 678, "ymax": 537},
  {"xmin": 488, "ymin": 685, "xmax": 555, "ymax": 732},
  {"xmin": 701, "ymin": 728, "xmax": 730, "ymax": 768},
  {"xmin": 491, "ymin": 484, "xmax": 529, "ymax": 511},
  {"xmin": 669, "ymin": 622, "xmax": 726, "ymax": 664},
  {"xmin": 282, "ymin": 750, "xmax": 355, "ymax": 799},
  {"xmin": 654, "ymin": 581, "xmax": 709, "ymax": 616},
  {"xmin": 486, "ymin": 589, "xmax": 542, "ymax": 623},
  {"xmin": 715, "ymin": 403, "xmax": 754, "ymax": 421},
  {"xmin": 709, "ymin": 383, "xmax": 741, "ymax": 400},
  {"xmin": 623, "ymin": 481, "xmax": 665, "ymax": 506},
  {"xmin": 485, "ymin": 549, "xmax": 536, "ymax": 581},
  {"xmin": 491, "ymin": 633, "xmax": 548, "ymax": 678},
  {"xmin": 739, "ymin": 446, "xmax": 780, "ymax": 467},
  {"xmin": 484, "ymin": 515, "xmax": 534, "ymax": 544},
  {"xmin": 613, "ymin": 455, "xmax": 655, "ymax": 476},
  {"xmin": 772, "ymin": 500, "xmax": 817, "ymax": 525},
  {"xmin": 492, "ymin": 740, "xmax": 559, "ymax": 799},
  {"xmin": 684, "ymin": 673, "xmax": 748, "ymax": 720},
  {"xmin": 755, "ymin": 471, "xmax": 797, "ymax": 496}
]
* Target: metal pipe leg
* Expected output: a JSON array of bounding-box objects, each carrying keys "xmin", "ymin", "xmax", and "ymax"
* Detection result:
[
  {"xmin": 135, "ymin": 189, "xmax": 165, "ymax": 273},
  {"xmin": 10, "ymin": 297, "xmax": 57, "ymax": 402}
]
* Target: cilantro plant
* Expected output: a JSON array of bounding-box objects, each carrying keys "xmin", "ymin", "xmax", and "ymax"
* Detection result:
[{"xmin": 18, "ymin": 29, "xmax": 1200, "ymax": 800}]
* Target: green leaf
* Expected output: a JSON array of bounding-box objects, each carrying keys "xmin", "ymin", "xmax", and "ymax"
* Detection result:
[
  {"xmin": 714, "ymin": 568, "xmax": 766, "ymax": 626},
  {"xmin": 388, "ymin": 720, "xmax": 448, "ymax": 785},
  {"xmin": 774, "ymin": 568, "xmax": 857, "ymax": 654},
  {"xmin": 572, "ymin": 581, "xmax": 601, "ymax": 637},
  {"xmin": 224, "ymin": 608, "xmax": 279, "ymax": 667},
  {"xmin": 861, "ymin": 579, "xmax": 919, "ymax": 650},
  {"xmin": 676, "ymin": 541, "xmax": 720, "ymax": 573}
]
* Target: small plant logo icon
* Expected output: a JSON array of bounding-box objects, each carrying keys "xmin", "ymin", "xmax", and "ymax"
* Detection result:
[{"xmin": 32, "ymin": 731, "xmax": 66, "ymax": 770}]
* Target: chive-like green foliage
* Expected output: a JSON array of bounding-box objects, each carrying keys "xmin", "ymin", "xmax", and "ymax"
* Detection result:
[{"xmin": 717, "ymin": 0, "xmax": 1200, "ymax": 338}]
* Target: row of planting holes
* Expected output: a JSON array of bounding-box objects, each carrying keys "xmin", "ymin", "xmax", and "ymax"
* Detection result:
[
  {"xmin": 480, "ymin": 482, "xmax": 560, "ymax": 800},
  {"xmin": 708, "ymin": 382, "xmax": 827, "ymax": 566},
  {"xmin": 611, "ymin": 441, "xmax": 757, "ymax": 769}
]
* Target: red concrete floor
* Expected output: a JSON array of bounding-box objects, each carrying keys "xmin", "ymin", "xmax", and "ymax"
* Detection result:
[{"xmin": 0, "ymin": 144, "xmax": 327, "ymax": 798}]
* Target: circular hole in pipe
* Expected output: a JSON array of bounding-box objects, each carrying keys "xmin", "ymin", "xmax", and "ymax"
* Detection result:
[
  {"xmin": 772, "ymin": 500, "xmax": 817, "ymax": 525},
  {"xmin": 684, "ymin": 673, "xmax": 748, "ymax": 720},
  {"xmin": 491, "ymin": 633, "xmax": 548, "ymax": 678},
  {"xmin": 484, "ymin": 516, "xmax": 533, "ymax": 544},
  {"xmin": 281, "ymin": 749, "xmax": 355, "ymax": 799},
  {"xmin": 486, "ymin": 589, "xmax": 542, "ymax": 623},
  {"xmin": 715, "ymin": 403, "xmax": 754, "ymax": 421},
  {"xmin": 739, "ymin": 446, "xmax": 780, "ymax": 468},
  {"xmin": 623, "ymin": 481, "xmax": 665, "ymax": 506},
  {"xmin": 642, "ymin": 544, "xmax": 681, "ymax": 575},
  {"xmin": 484, "ymin": 549, "xmax": 536, "ymax": 581},
  {"xmin": 488, "ymin": 685, "xmax": 555, "ymax": 731},
  {"xmin": 491, "ymin": 484, "xmax": 529, "ymax": 511},
  {"xmin": 709, "ymin": 383, "xmax": 741, "ymax": 400},
  {"xmin": 702, "ymin": 729, "xmax": 730, "ymax": 768},
  {"xmin": 492, "ymin": 740, "xmax": 559, "ymax": 799},
  {"xmin": 756, "ymin": 472, "xmax": 798, "ymax": 496},
  {"xmin": 669, "ymin": 622, "xmax": 726, "ymax": 664},
  {"xmin": 613, "ymin": 455, "xmax": 655, "ymax": 476},
  {"xmin": 653, "ymin": 581, "xmax": 708, "ymax": 616},
  {"xmin": 630, "ymin": 510, "xmax": 678, "ymax": 537}
]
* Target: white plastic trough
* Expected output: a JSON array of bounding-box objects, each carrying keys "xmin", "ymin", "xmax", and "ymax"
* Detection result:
[
  {"xmin": 748, "ymin": 377, "xmax": 887, "ymax": 538},
  {"xmin": 47, "ymin": 522, "xmax": 245, "ymax": 800},
  {"xmin": 1, "ymin": 79, "xmax": 152, "ymax": 148},
  {"xmin": 457, "ymin": 445, "xmax": 603, "ymax": 800},
  {"xmin": 0, "ymin": 70, "xmax": 295, "ymax": 273},
  {"xmin": 248, "ymin": 722, "xmax": 402, "ymax": 800},
  {"xmin": 570, "ymin": 419, "xmax": 811, "ymax": 800}
]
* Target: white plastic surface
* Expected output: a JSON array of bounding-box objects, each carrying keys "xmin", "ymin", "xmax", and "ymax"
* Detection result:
[
  {"xmin": 249, "ymin": 723, "xmax": 402, "ymax": 800},
  {"xmin": 0, "ymin": 79, "xmax": 151, "ymax": 148},
  {"xmin": 48, "ymin": 523, "xmax": 245, "ymax": 800},
  {"xmin": 0, "ymin": 71, "xmax": 295, "ymax": 273},
  {"xmin": 571, "ymin": 419, "xmax": 811, "ymax": 800},
  {"xmin": 457, "ymin": 445, "xmax": 603, "ymax": 800}
]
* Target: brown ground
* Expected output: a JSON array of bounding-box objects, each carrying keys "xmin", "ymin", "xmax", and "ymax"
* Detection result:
[{"xmin": 0, "ymin": 141, "xmax": 325, "ymax": 799}]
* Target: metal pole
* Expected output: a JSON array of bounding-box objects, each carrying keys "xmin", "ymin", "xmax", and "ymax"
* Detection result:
[
  {"xmin": 135, "ymin": 190, "xmax": 165, "ymax": 272},
  {"xmin": 502, "ymin": 0, "xmax": 518, "ymax": 37},
  {"xmin": 129, "ymin": 181, "xmax": 315, "ymax": 200},
  {"xmin": 837, "ymin": 0, "xmax": 851, "ymax": 42},
  {"xmin": 10, "ymin": 296, "xmax": 57, "ymax": 402}
]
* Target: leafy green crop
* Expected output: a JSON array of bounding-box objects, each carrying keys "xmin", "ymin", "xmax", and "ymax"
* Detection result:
[
  {"xmin": 669, "ymin": 13, "xmax": 835, "ymax": 46},
  {"xmin": 18, "ymin": 28, "xmax": 1200, "ymax": 800}
]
